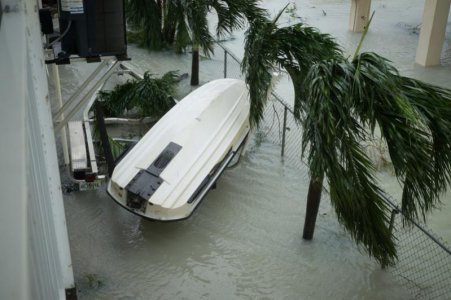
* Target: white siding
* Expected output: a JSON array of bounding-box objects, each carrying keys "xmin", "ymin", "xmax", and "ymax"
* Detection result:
[{"xmin": 0, "ymin": 0, "xmax": 75, "ymax": 299}]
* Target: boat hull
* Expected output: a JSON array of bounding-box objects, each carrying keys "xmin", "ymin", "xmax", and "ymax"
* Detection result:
[{"xmin": 107, "ymin": 79, "xmax": 250, "ymax": 221}]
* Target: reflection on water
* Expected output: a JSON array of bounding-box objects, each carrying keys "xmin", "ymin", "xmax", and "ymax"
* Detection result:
[{"xmin": 59, "ymin": 0, "xmax": 450, "ymax": 299}]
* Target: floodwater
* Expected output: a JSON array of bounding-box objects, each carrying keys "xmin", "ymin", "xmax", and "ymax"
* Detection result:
[{"xmin": 57, "ymin": 0, "xmax": 451, "ymax": 299}]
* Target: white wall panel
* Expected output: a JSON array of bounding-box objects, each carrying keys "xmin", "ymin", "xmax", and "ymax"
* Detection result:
[{"xmin": 0, "ymin": 0, "xmax": 75, "ymax": 299}]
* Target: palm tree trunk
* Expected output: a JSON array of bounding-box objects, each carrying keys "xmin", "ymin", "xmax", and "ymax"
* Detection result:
[
  {"xmin": 302, "ymin": 175, "xmax": 324, "ymax": 240},
  {"xmin": 191, "ymin": 44, "xmax": 200, "ymax": 86}
]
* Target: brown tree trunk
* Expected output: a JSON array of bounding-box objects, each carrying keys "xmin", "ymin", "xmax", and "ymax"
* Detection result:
[
  {"xmin": 190, "ymin": 45, "xmax": 200, "ymax": 86},
  {"xmin": 302, "ymin": 175, "xmax": 324, "ymax": 240}
]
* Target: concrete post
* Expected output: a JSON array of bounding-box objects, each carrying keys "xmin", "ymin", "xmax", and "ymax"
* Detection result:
[
  {"xmin": 349, "ymin": 0, "xmax": 372, "ymax": 32},
  {"xmin": 415, "ymin": 0, "xmax": 451, "ymax": 67}
]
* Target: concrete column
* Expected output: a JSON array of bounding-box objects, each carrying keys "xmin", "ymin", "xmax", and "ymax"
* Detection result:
[
  {"xmin": 349, "ymin": 0, "xmax": 372, "ymax": 32},
  {"xmin": 415, "ymin": 0, "xmax": 451, "ymax": 67}
]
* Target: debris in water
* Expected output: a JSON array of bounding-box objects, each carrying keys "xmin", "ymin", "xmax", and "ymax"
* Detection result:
[
  {"xmin": 85, "ymin": 274, "xmax": 103, "ymax": 289},
  {"xmin": 62, "ymin": 182, "xmax": 78, "ymax": 194}
]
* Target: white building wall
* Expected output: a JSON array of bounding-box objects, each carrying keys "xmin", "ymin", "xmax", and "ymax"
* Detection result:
[
  {"xmin": 0, "ymin": 0, "xmax": 28, "ymax": 299},
  {"xmin": 0, "ymin": 0, "xmax": 75, "ymax": 299}
]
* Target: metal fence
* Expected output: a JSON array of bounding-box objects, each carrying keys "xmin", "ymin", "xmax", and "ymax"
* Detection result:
[{"xmin": 214, "ymin": 42, "xmax": 451, "ymax": 299}]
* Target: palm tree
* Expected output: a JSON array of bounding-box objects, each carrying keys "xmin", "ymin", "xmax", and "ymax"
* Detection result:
[
  {"xmin": 242, "ymin": 10, "xmax": 451, "ymax": 266},
  {"xmin": 125, "ymin": 0, "xmax": 265, "ymax": 86},
  {"xmin": 98, "ymin": 70, "xmax": 179, "ymax": 119}
]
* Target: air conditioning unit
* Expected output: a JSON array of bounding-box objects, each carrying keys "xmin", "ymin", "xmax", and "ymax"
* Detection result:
[{"xmin": 58, "ymin": 0, "xmax": 127, "ymax": 61}]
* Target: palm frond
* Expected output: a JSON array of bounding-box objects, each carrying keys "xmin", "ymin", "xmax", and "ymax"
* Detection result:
[
  {"xmin": 98, "ymin": 71, "xmax": 179, "ymax": 119},
  {"xmin": 242, "ymin": 16, "xmax": 342, "ymax": 126},
  {"xmin": 351, "ymin": 53, "xmax": 451, "ymax": 221},
  {"xmin": 209, "ymin": 1, "xmax": 241, "ymax": 36},
  {"xmin": 125, "ymin": 0, "xmax": 164, "ymax": 49},
  {"xmin": 98, "ymin": 81, "xmax": 137, "ymax": 116},
  {"xmin": 162, "ymin": 0, "xmax": 179, "ymax": 45},
  {"xmin": 91, "ymin": 125, "xmax": 125, "ymax": 161},
  {"xmin": 207, "ymin": 0, "xmax": 266, "ymax": 37},
  {"xmin": 109, "ymin": 137, "xmax": 126, "ymax": 161},
  {"xmin": 397, "ymin": 77, "xmax": 451, "ymax": 220},
  {"xmin": 352, "ymin": 11, "xmax": 375, "ymax": 59},
  {"xmin": 301, "ymin": 60, "xmax": 396, "ymax": 266},
  {"xmin": 188, "ymin": 0, "xmax": 215, "ymax": 56},
  {"xmin": 173, "ymin": 6, "xmax": 192, "ymax": 53},
  {"xmin": 134, "ymin": 71, "xmax": 179, "ymax": 117},
  {"xmin": 275, "ymin": 24, "xmax": 342, "ymax": 118},
  {"xmin": 242, "ymin": 18, "xmax": 277, "ymax": 126}
]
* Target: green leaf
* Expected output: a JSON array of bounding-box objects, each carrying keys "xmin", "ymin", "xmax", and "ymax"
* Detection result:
[{"xmin": 98, "ymin": 71, "xmax": 179, "ymax": 119}]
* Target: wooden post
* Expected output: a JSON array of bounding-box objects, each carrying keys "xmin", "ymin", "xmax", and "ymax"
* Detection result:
[
  {"xmin": 95, "ymin": 101, "xmax": 115, "ymax": 177},
  {"xmin": 415, "ymin": 0, "xmax": 451, "ymax": 67},
  {"xmin": 349, "ymin": 0, "xmax": 372, "ymax": 32}
]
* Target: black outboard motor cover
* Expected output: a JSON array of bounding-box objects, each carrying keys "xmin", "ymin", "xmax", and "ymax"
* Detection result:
[{"xmin": 125, "ymin": 142, "xmax": 182, "ymax": 212}]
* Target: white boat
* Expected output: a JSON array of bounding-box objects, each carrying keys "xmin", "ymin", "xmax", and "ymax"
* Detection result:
[{"xmin": 107, "ymin": 78, "xmax": 251, "ymax": 221}]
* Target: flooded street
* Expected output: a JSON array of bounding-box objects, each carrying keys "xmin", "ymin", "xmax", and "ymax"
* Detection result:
[
  {"xmin": 64, "ymin": 140, "xmax": 410, "ymax": 299},
  {"xmin": 57, "ymin": 0, "xmax": 451, "ymax": 299}
]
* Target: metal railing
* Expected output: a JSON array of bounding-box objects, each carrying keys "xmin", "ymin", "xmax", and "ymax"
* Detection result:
[{"xmin": 215, "ymin": 42, "xmax": 451, "ymax": 299}]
